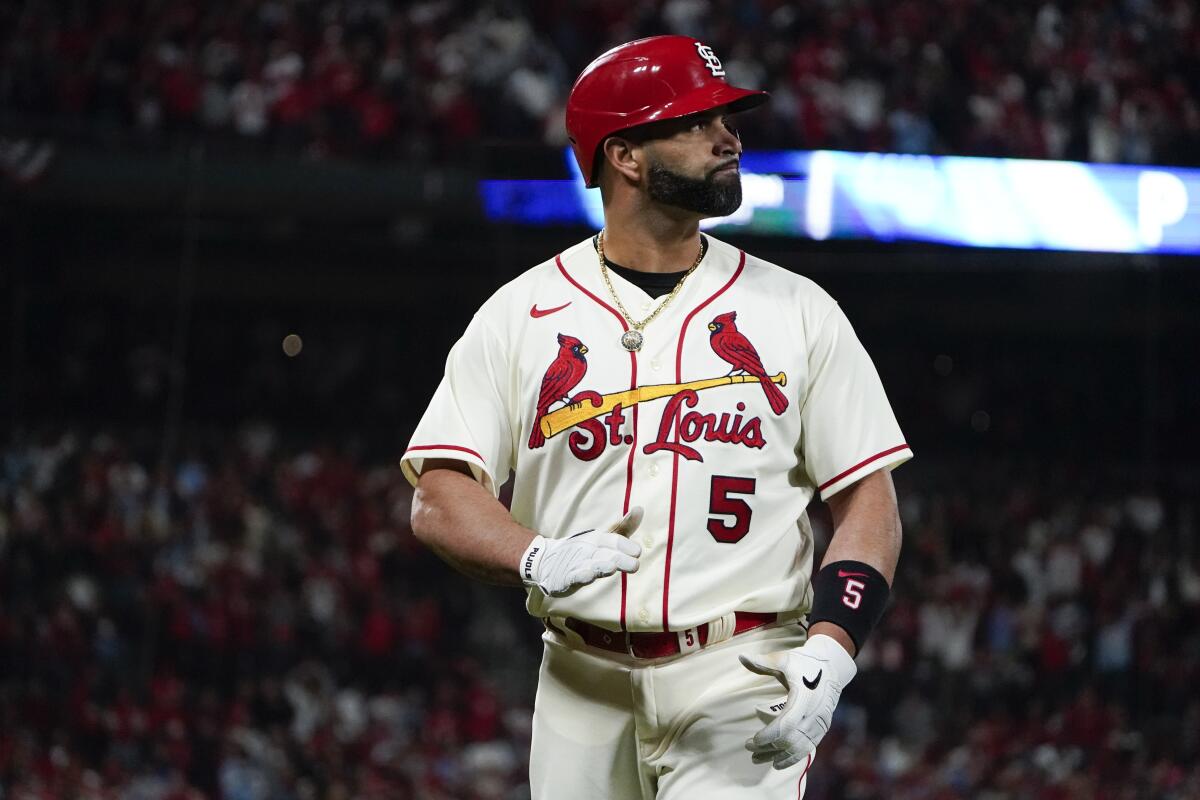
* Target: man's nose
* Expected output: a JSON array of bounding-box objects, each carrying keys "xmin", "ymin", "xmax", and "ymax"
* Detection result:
[{"xmin": 713, "ymin": 122, "xmax": 741, "ymax": 156}]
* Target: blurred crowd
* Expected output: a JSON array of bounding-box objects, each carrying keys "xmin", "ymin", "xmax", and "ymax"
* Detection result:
[
  {"xmin": 1, "ymin": 427, "xmax": 535, "ymax": 800},
  {"xmin": 2, "ymin": 424, "xmax": 1197, "ymax": 799},
  {"xmin": 3, "ymin": 0, "xmax": 1199, "ymax": 164},
  {"xmin": 4, "ymin": 6, "xmax": 1198, "ymax": 798},
  {"xmin": 812, "ymin": 462, "xmax": 1200, "ymax": 799}
]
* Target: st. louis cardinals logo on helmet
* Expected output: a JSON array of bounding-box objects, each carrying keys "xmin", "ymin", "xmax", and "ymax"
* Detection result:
[
  {"xmin": 528, "ymin": 314, "xmax": 787, "ymax": 460},
  {"xmin": 694, "ymin": 42, "xmax": 726, "ymax": 77}
]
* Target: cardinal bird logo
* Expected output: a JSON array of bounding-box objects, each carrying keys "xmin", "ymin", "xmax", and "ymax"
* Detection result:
[
  {"xmin": 708, "ymin": 311, "xmax": 789, "ymax": 415},
  {"xmin": 529, "ymin": 333, "xmax": 589, "ymax": 449}
]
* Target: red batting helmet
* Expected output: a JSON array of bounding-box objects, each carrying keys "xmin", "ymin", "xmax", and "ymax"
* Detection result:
[{"xmin": 565, "ymin": 36, "xmax": 769, "ymax": 187}]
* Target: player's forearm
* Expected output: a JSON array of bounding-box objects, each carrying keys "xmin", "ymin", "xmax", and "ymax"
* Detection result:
[
  {"xmin": 813, "ymin": 469, "xmax": 903, "ymax": 656},
  {"xmin": 410, "ymin": 465, "xmax": 535, "ymax": 587},
  {"xmin": 822, "ymin": 468, "xmax": 902, "ymax": 581}
]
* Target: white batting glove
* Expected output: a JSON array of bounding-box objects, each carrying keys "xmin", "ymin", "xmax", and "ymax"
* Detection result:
[
  {"xmin": 740, "ymin": 633, "xmax": 858, "ymax": 770},
  {"xmin": 519, "ymin": 507, "xmax": 643, "ymax": 597}
]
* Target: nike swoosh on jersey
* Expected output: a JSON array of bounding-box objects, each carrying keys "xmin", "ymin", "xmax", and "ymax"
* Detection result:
[
  {"xmin": 837, "ymin": 570, "xmax": 869, "ymax": 579},
  {"xmin": 530, "ymin": 302, "xmax": 571, "ymax": 318}
]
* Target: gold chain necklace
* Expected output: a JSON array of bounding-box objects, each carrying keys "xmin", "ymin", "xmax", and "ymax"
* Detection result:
[{"xmin": 596, "ymin": 229, "xmax": 705, "ymax": 352}]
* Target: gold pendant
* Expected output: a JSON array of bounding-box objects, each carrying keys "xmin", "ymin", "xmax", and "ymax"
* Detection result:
[{"xmin": 621, "ymin": 329, "xmax": 644, "ymax": 352}]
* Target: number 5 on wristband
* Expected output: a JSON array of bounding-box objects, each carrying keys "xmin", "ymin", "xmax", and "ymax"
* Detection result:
[{"xmin": 808, "ymin": 560, "xmax": 890, "ymax": 652}]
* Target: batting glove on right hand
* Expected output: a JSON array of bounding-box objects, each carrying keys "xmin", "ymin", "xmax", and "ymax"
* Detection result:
[
  {"xmin": 740, "ymin": 633, "xmax": 858, "ymax": 770},
  {"xmin": 518, "ymin": 507, "xmax": 642, "ymax": 597}
]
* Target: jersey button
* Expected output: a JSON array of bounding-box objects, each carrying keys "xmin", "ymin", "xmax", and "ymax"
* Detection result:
[
  {"xmin": 648, "ymin": 463, "xmax": 659, "ymax": 478},
  {"xmin": 642, "ymin": 535, "xmax": 653, "ymax": 547},
  {"xmin": 639, "ymin": 609, "xmax": 650, "ymax": 623},
  {"xmin": 650, "ymin": 358, "xmax": 661, "ymax": 371}
]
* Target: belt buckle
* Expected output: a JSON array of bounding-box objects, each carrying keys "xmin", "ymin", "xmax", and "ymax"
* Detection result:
[{"xmin": 593, "ymin": 628, "xmax": 621, "ymax": 654}]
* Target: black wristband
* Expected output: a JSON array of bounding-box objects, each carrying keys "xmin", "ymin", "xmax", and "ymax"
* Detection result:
[{"xmin": 809, "ymin": 560, "xmax": 890, "ymax": 653}]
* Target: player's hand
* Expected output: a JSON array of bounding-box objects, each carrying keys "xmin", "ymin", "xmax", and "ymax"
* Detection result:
[
  {"xmin": 519, "ymin": 507, "xmax": 643, "ymax": 597},
  {"xmin": 739, "ymin": 633, "xmax": 857, "ymax": 770}
]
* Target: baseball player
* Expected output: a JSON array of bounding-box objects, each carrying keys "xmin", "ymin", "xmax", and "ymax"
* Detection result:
[{"xmin": 403, "ymin": 36, "xmax": 911, "ymax": 799}]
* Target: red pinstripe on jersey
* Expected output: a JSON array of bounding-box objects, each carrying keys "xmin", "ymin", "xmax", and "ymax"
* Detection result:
[
  {"xmin": 662, "ymin": 249, "xmax": 746, "ymax": 631},
  {"xmin": 797, "ymin": 752, "xmax": 813, "ymax": 796},
  {"xmin": 555, "ymin": 252, "xmax": 638, "ymax": 631}
]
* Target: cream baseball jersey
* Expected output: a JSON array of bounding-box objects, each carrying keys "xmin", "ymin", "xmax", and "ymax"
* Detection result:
[{"xmin": 401, "ymin": 235, "xmax": 912, "ymax": 633}]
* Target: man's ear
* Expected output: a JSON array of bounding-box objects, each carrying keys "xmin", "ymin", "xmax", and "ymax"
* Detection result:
[{"xmin": 600, "ymin": 136, "xmax": 644, "ymax": 184}]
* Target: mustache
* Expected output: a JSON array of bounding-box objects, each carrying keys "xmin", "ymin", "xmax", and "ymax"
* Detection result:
[{"xmin": 708, "ymin": 159, "xmax": 740, "ymax": 179}]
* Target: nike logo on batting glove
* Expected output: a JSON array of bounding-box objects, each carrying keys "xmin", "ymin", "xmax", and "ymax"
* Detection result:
[{"xmin": 740, "ymin": 633, "xmax": 857, "ymax": 770}]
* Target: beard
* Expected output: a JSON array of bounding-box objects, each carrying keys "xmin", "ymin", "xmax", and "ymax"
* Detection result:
[{"xmin": 645, "ymin": 159, "xmax": 743, "ymax": 218}]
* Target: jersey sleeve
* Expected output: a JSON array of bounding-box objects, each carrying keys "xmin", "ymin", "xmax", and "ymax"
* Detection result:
[
  {"xmin": 799, "ymin": 303, "xmax": 912, "ymax": 499},
  {"xmin": 400, "ymin": 312, "xmax": 514, "ymax": 496}
]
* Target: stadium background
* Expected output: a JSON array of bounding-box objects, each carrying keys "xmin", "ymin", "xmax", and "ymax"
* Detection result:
[{"xmin": 2, "ymin": 2, "xmax": 1199, "ymax": 798}]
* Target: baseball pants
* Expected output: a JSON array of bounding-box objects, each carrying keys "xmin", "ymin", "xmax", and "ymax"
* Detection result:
[{"xmin": 530, "ymin": 621, "xmax": 813, "ymax": 799}]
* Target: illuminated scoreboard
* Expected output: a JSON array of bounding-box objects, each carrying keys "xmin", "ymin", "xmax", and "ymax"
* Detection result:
[{"xmin": 480, "ymin": 149, "xmax": 1200, "ymax": 255}]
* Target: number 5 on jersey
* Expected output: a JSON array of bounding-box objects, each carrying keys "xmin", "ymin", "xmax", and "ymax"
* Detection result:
[{"xmin": 707, "ymin": 475, "xmax": 756, "ymax": 543}]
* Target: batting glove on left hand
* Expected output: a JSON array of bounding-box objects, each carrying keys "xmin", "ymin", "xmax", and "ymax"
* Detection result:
[
  {"xmin": 740, "ymin": 633, "xmax": 858, "ymax": 770},
  {"xmin": 519, "ymin": 507, "xmax": 643, "ymax": 597}
]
